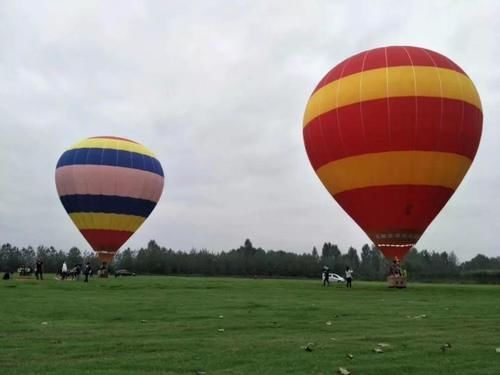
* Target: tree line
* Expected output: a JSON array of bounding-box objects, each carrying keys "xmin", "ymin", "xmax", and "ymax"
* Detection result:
[{"xmin": 1, "ymin": 239, "xmax": 499, "ymax": 283}]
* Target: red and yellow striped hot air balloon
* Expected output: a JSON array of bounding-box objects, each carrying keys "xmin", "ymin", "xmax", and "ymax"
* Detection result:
[
  {"xmin": 55, "ymin": 136, "xmax": 164, "ymax": 264},
  {"xmin": 303, "ymin": 46, "xmax": 482, "ymax": 260}
]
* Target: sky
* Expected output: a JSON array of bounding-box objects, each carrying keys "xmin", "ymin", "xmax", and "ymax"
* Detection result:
[{"xmin": 0, "ymin": 0, "xmax": 499, "ymax": 262}]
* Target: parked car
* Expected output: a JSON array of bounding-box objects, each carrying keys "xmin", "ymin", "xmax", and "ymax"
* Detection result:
[
  {"xmin": 114, "ymin": 269, "xmax": 136, "ymax": 277},
  {"xmin": 322, "ymin": 273, "xmax": 345, "ymax": 283}
]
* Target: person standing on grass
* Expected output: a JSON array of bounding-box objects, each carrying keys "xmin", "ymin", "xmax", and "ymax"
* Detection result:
[
  {"xmin": 61, "ymin": 261, "xmax": 68, "ymax": 280},
  {"xmin": 345, "ymin": 266, "xmax": 353, "ymax": 288},
  {"xmin": 73, "ymin": 264, "xmax": 81, "ymax": 281},
  {"xmin": 84, "ymin": 262, "xmax": 92, "ymax": 283},
  {"xmin": 322, "ymin": 266, "xmax": 330, "ymax": 287},
  {"xmin": 35, "ymin": 259, "xmax": 43, "ymax": 280}
]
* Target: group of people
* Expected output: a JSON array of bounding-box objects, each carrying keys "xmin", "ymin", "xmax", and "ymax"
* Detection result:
[
  {"xmin": 29, "ymin": 259, "xmax": 93, "ymax": 282},
  {"xmin": 59, "ymin": 261, "xmax": 93, "ymax": 282},
  {"xmin": 322, "ymin": 258, "xmax": 408, "ymax": 288},
  {"xmin": 389, "ymin": 257, "xmax": 407, "ymax": 278},
  {"xmin": 388, "ymin": 257, "xmax": 407, "ymax": 288},
  {"xmin": 322, "ymin": 266, "xmax": 354, "ymax": 288},
  {"xmin": 2, "ymin": 259, "xmax": 93, "ymax": 282}
]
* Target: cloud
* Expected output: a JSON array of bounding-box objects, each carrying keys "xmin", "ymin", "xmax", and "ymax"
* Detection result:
[{"xmin": 0, "ymin": 0, "xmax": 498, "ymax": 261}]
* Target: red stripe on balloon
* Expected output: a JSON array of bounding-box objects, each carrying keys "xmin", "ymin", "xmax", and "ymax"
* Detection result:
[
  {"xmin": 334, "ymin": 185, "xmax": 454, "ymax": 235},
  {"xmin": 80, "ymin": 229, "xmax": 134, "ymax": 252},
  {"xmin": 303, "ymin": 97, "xmax": 482, "ymax": 170},
  {"xmin": 312, "ymin": 46, "xmax": 466, "ymax": 94},
  {"xmin": 313, "ymin": 46, "xmax": 466, "ymax": 93},
  {"xmin": 377, "ymin": 245, "xmax": 413, "ymax": 260}
]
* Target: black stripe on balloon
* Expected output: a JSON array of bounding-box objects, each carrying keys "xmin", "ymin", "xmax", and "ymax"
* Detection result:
[
  {"xmin": 59, "ymin": 194, "xmax": 157, "ymax": 217},
  {"xmin": 56, "ymin": 148, "xmax": 164, "ymax": 177}
]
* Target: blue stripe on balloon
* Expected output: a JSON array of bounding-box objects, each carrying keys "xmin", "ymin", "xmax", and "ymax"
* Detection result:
[
  {"xmin": 59, "ymin": 194, "xmax": 157, "ymax": 217},
  {"xmin": 56, "ymin": 148, "xmax": 164, "ymax": 177}
]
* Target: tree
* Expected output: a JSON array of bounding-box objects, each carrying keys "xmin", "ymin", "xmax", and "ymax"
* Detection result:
[
  {"xmin": 462, "ymin": 254, "xmax": 495, "ymax": 271},
  {"xmin": 0, "ymin": 240, "xmax": 497, "ymax": 282},
  {"xmin": 115, "ymin": 248, "xmax": 135, "ymax": 271},
  {"xmin": 0, "ymin": 244, "xmax": 22, "ymax": 272},
  {"xmin": 82, "ymin": 251, "xmax": 101, "ymax": 272},
  {"xmin": 67, "ymin": 247, "xmax": 83, "ymax": 267},
  {"xmin": 20, "ymin": 246, "xmax": 36, "ymax": 268},
  {"xmin": 358, "ymin": 244, "xmax": 386, "ymax": 280},
  {"xmin": 359, "ymin": 244, "xmax": 372, "ymax": 278},
  {"xmin": 346, "ymin": 247, "xmax": 360, "ymax": 270},
  {"xmin": 311, "ymin": 247, "xmax": 319, "ymax": 260},
  {"xmin": 244, "ymin": 239, "xmax": 253, "ymax": 250}
]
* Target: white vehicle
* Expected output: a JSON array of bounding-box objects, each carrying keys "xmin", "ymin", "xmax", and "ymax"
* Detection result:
[{"xmin": 323, "ymin": 273, "xmax": 345, "ymax": 283}]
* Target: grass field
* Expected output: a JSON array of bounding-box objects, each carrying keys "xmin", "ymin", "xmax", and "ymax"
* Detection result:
[{"xmin": 1, "ymin": 276, "xmax": 500, "ymax": 374}]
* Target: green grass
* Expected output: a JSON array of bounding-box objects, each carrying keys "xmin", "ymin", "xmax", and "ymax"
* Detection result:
[{"xmin": 1, "ymin": 276, "xmax": 500, "ymax": 374}]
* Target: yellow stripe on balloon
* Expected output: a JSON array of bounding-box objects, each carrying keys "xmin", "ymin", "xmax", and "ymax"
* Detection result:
[
  {"xmin": 69, "ymin": 212, "xmax": 145, "ymax": 232},
  {"xmin": 303, "ymin": 66, "xmax": 482, "ymax": 127},
  {"xmin": 316, "ymin": 151, "xmax": 472, "ymax": 195},
  {"xmin": 68, "ymin": 138, "xmax": 157, "ymax": 158}
]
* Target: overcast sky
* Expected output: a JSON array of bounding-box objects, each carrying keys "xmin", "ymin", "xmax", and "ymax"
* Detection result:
[{"xmin": 0, "ymin": 1, "xmax": 498, "ymax": 261}]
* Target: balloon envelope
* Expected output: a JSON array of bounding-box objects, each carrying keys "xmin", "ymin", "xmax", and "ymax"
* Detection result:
[
  {"xmin": 303, "ymin": 46, "xmax": 482, "ymax": 259},
  {"xmin": 55, "ymin": 136, "xmax": 164, "ymax": 263}
]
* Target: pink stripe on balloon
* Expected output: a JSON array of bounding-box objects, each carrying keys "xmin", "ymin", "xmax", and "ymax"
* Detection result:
[{"xmin": 55, "ymin": 165, "xmax": 164, "ymax": 202}]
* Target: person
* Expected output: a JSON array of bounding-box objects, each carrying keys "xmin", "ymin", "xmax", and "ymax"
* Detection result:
[
  {"xmin": 390, "ymin": 258, "xmax": 401, "ymax": 277},
  {"xmin": 74, "ymin": 264, "xmax": 81, "ymax": 281},
  {"xmin": 345, "ymin": 266, "xmax": 353, "ymax": 288},
  {"xmin": 61, "ymin": 261, "xmax": 68, "ymax": 280},
  {"xmin": 35, "ymin": 259, "xmax": 43, "ymax": 280},
  {"xmin": 84, "ymin": 262, "xmax": 92, "ymax": 283},
  {"xmin": 322, "ymin": 266, "xmax": 330, "ymax": 287},
  {"xmin": 396, "ymin": 259, "xmax": 402, "ymax": 276},
  {"xmin": 387, "ymin": 257, "xmax": 407, "ymax": 288}
]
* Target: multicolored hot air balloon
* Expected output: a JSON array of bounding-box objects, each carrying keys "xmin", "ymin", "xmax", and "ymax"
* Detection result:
[
  {"xmin": 303, "ymin": 46, "xmax": 482, "ymax": 260},
  {"xmin": 55, "ymin": 136, "xmax": 164, "ymax": 264}
]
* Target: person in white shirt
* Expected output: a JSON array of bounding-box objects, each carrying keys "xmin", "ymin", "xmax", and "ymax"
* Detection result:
[
  {"xmin": 345, "ymin": 266, "xmax": 353, "ymax": 288},
  {"xmin": 61, "ymin": 262, "xmax": 68, "ymax": 280}
]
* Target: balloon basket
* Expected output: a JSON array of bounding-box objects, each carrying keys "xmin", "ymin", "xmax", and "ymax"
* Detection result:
[
  {"xmin": 97, "ymin": 270, "xmax": 109, "ymax": 278},
  {"xmin": 387, "ymin": 275, "xmax": 407, "ymax": 288}
]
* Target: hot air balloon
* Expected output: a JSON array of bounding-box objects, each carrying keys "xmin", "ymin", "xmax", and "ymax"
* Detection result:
[
  {"xmin": 55, "ymin": 136, "xmax": 164, "ymax": 265},
  {"xmin": 303, "ymin": 46, "xmax": 482, "ymax": 260}
]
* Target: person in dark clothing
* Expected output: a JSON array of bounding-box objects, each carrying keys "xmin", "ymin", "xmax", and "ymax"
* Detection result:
[
  {"xmin": 322, "ymin": 267, "xmax": 330, "ymax": 287},
  {"xmin": 84, "ymin": 262, "xmax": 92, "ymax": 283},
  {"xmin": 73, "ymin": 264, "xmax": 82, "ymax": 281},
  {"xmin": 35, "ymin": 259, "xmax": 44, "ymax": 280},
  {"xmin": 390, "ymin": 258, "xmax": 402, "ymax": 276}
]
